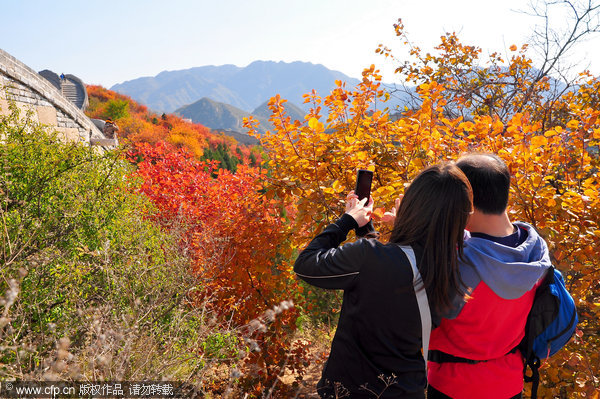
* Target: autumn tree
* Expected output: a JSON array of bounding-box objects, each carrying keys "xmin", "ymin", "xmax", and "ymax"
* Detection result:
[
  {"xmin": 245, "ymin": 36, "xmax": 600, "ymax": 398},
  {"xmin": 377, "ymin": 1, "xmax": 600, "ymax": 130}
]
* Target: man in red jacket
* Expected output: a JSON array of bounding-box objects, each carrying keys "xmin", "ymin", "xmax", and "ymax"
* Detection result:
[{"xmin": 427, "ymin": 153, "xmax": 551, "ymax": 399}]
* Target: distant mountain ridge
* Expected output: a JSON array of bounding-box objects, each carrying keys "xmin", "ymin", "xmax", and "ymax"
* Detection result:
[
  {"xmin": 175, "ymin": 97, "xmax": 306, "ymax": 136},
  {"xmin": 111, "ymin": 60, "xmax": 362, "ymax": 114}
]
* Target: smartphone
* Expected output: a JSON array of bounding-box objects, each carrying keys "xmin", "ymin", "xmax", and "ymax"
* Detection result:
[{"xmin": 354, "ymin": 169, "xmax": 374, "ymax": 202}]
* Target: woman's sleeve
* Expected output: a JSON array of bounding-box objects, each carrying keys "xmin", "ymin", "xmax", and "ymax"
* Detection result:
[{"xmin": 293, "ymin": 213, "xmax": 365, "ymax": 290}]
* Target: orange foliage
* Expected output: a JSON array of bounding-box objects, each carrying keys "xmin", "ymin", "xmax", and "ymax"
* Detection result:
[
  {"xmin": 246, "ymin": 31, "xmax": 600, "ymax": 396},
  {"xmin": 86, "ymin": 85, "xmax": 250, "ymax": 160}
]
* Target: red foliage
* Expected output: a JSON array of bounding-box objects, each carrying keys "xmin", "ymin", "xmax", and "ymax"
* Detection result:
[
  {"xmin": 129, "ymin": 142, "xmax": 294, "ymax": 313},
  {"xmin": 128, "ymin": 142, "xmax": 304, "ymax": 395}
]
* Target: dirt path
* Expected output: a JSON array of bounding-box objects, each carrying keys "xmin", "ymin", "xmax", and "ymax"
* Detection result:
[{"xmin": 277, "ymin": 338, "xmax": 329, "ymax": 398}]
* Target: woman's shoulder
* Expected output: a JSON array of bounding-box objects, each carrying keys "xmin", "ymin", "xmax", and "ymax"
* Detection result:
[
  {"xmin": 354, "ymin": 237, "xmax": 396, "ymax": 250},
  {"xmin": 353, "ymin": 240, "xmax": 417, "ymax": 286},
  {"xmin": 356, "ymin": 239, "xmax": 416, "ymax": 265}
]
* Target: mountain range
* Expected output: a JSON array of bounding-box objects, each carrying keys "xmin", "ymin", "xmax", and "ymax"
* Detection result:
[{"xmin": 111, "ymin": 60, "xmax": 364, "ymax": 114}]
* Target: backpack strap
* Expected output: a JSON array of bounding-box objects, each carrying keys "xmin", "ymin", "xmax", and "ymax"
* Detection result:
[
  {"xmin": 398, "ymin": 245, "xmax": 431, "ymax": 372},
  {"xmin": 428, "ymin": 347, "xmax": 519, "ymax": 364},
  {"xmin": 520, "ymin": 266, "xmax": 558, "ymax": 399},
  {"xmin": 428, "ymin": 350, "xmax": 483, "ymax": 364},
  {"xmin": 523, "ymin": 356, "xmax": 541, "ymax": 399}
]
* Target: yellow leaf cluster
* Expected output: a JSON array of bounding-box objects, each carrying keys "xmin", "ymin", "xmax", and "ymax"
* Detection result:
[
  {"xmin": 248, "ymin": 29, "xmax": 600, "ymax": 396},
  {"xmin": 252, "ymin": 71, "xmax": 600, "ymax": 397}
]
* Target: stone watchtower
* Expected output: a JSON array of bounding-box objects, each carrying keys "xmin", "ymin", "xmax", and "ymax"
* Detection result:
[
  {"xmin": 0, "ymin": 48, "xmax": 116, "ymax": 148},
  {"xmin": 39, "ymin": 70, "xmax": 89, "ymax": 111}
]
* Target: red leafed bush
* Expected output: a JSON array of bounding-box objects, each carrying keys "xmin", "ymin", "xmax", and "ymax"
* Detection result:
[{"xmin": 128, "ymin": 141, "xmax": 307, "ymax": 396}]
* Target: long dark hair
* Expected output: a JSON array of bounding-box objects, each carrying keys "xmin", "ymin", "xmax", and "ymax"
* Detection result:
[{"xmin": 389, "ymin": 163, "xmax": 473, "ymax": 313}]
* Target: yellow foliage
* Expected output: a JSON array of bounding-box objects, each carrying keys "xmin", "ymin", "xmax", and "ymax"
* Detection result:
[
  {"xmin": 245, "ymin": 57, "xmax": 600, "ymax": 395},
  {"xmin": 530, "ymin": 135, "xmax": 548, "ymax": 148}
]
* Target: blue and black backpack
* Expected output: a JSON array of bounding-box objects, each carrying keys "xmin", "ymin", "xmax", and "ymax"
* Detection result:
[{"xmin": 519, "ymin": 266, "xmax": 578, "ymax": 398}]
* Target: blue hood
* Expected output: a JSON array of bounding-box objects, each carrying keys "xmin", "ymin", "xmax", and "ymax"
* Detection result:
[{"xmin": 459, "ymin": 222, "xmax": 552, "ymax": 300}]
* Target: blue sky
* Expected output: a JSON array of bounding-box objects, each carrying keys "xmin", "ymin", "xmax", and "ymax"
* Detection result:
[{"xmin": 2, "ymin": 0, "xmax": 599, "ymax": 88}]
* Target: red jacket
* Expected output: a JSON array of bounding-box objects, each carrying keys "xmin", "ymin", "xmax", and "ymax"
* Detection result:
[{"xmin": 428, "ymin": 223, "xmax": 550, "ymax": 399}]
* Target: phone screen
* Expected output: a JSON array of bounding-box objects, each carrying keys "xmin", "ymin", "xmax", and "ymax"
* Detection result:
[{"xmin": 355, "ymin": 169, "xmax": 373, "ymax": 202}]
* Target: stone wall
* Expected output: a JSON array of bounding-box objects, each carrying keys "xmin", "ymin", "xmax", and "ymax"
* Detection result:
[{"xmin": 0, "ymin": 48, "xmax": 107, "ymax": 145}]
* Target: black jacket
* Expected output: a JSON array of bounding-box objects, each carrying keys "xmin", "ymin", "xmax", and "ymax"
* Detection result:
[{"xmin": 294, "ymin": 214, "xmax": 428, "ymax": 399}]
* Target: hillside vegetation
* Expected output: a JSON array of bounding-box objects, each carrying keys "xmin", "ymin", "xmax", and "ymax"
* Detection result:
[
  {"xmin": 86, "ymin": 85, "xmax": 262, "ymax": 171},
  {"xmin": 0, "ymin": 98, "xmax": 306, "ymax": 397},
  {"xmin": 0, "ymin": 104, "xmax": 207, "ymax": 387}
]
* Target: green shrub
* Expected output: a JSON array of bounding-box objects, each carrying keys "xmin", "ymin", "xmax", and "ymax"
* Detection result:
[
  {"xmin": 202, "ymin": 333, "xmax": 240, "ymax": 360},
  {"xmin": 0, "ymin": 103, "xmax": 205, "ymax": 381},
  {"xmin": 105, "ymin": 99, "xmax": 130, "ymax": 120}
]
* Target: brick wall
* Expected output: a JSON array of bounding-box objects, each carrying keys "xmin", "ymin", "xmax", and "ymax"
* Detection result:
[{"xmin": 0, "ymin": 48, "xmax": 106, "ymax": 145}]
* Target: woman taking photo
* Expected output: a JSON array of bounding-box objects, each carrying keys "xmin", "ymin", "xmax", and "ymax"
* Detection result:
[{"xmin": 294, "ymin": 163, "xmax": 473, "ymax": 398}]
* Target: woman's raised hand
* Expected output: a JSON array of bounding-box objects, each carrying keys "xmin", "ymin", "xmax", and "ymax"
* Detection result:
[
  {"xmin": 345, "ymin": 191, "xmax": 373, "ymax": 227},
  {"xmin": 382, "ymin": 195, "xmax": 403, "ymax": 224}
]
